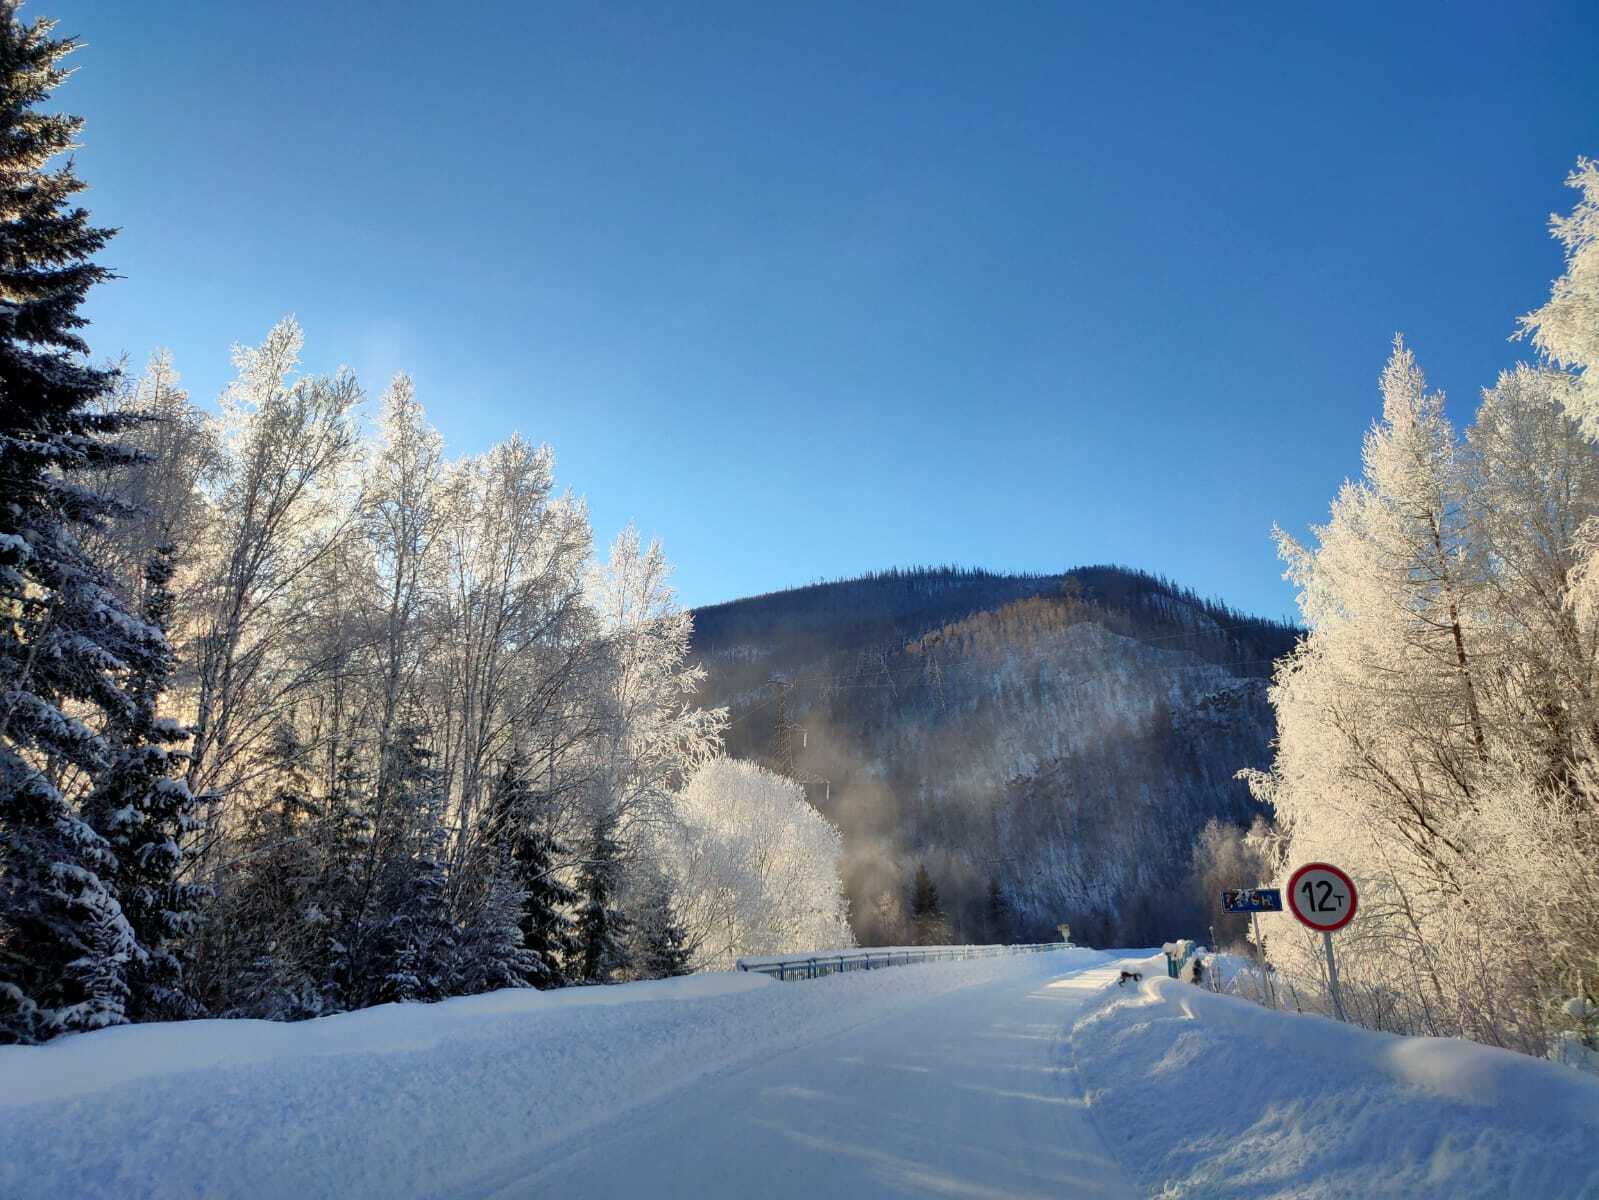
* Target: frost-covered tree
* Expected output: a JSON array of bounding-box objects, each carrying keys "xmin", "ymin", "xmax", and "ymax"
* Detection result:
[
  {"xmin": 655, "ymin": 758, "xmax": 853, "ymax": 969},
  {"xmin": 1183, "ymin": 817, "xmax": 1270, "ymax": 949},
  {"xmin": 429, "ymin": 436, "xmax": 598, "ymax": 873},
  {"xmin": 185, "ymin": 319, "xmax": 363, "ymax": 808},
  {"xmin": 1255, "ymin": 161, "xmax": 1599, "ymax": 1054},
  {"xmin": 588, "ymin": 526, "xmax": 725, "ymax": 846},
  {"xmin": 1270, "ymin": 339, "xmax": 1485, "ymax": 903},
  {"xmin": 363, "ymin": 375, "xmax": 443, "ymax": 800},
  {"xmin": 0, "ymin": 4, "xmax": 153, "ymax": 1042},
  {"xmin": 1465, "ymin": 365, "xmax": 1599, "ymax": 795},
  {"xmin": 1519, "ymin": 158, "xmax": 1599, "ymax": 435},
  {"xmin": 83, "ymin": 352, "xmax": 218, "ymax": 622},
  {"xmin": 1262, "ymin": 343, "xmax": 1501, "ymax": 1037}
]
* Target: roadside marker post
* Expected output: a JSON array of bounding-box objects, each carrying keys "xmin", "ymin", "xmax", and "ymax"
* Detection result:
[
  {"xmin": 1252, "ymin": 913, "xmax": 1273, "ymax": 1008},
  {"xmin": 1285, "ymin": 862, "xmax": 1358, "ymax": 1022}
]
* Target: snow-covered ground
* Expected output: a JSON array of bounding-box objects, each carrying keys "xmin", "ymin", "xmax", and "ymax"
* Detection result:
[
  {"xmin": 0, "ymin": 949, "xmax": 1110, "ymax": 1199},
  {"xmin": 1074, "ymin": 953, "xmax": 1599, "ymax": 1199},
  {"xmin": 4, "ymin": 948, "xmax": 1597, "ymax": 1199}
]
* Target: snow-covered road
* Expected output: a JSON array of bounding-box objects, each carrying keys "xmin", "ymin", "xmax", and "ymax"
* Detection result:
[
  {"xmin": 8, "ymin": 948, "xmax": 1597, "ymax": 1198},
  {"xmin": 0, "ymin": 950, "xmax": 1118, "ymax": 1199},
  {"xmin": 461, "ymin": 961, "xmax": 1136, "ymax": 1199}
]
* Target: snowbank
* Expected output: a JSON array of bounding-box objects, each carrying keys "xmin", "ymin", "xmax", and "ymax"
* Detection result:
[
  {"xmin": 1073, "ymin": 955, "xmax": 1599, "ymax": 1199},
  {"xmin": 0, "ymin": 969, "xmax": 771, "ymax": 1108},
  {"xmin": 0, "ymin": 948, "xmax": 1097, "ymax": 1199}
]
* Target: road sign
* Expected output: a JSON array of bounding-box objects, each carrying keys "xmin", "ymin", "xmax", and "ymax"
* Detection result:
[
  {"xmin": 1222, "ymin": 887, "xmax": 1282, "ymax": 1009},
  {"xmin": 1221, "ymin": 887, "xmax": 1282, "ymax": 914},
  {"xmin": 1286, "ymin": 862, "xmax": 1357, "ymax": 931},
  {"xmin": 1287, "ymin": 862, "xmax": 1356, "ymax": 1023}
]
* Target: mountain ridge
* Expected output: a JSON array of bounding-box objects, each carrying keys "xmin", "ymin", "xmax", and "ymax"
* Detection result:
[{"xmin": 689, "ymin": 564, "xmax": 1299, "ymax": 946}]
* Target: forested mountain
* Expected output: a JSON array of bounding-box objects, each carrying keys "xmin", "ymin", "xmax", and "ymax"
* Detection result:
[{"xmin": 690, "ymin": 566, "xmax": 1299, "ymax": 946}]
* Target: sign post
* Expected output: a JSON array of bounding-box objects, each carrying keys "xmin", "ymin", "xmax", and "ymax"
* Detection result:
[
  {"xmin": 1222, "ymin": 887, "xmax": 1283, "ymax": 1009},
  {"xmin": 1285, "ymin": 862, "xmax": 1357, "ymax": 1022},
  {"xmin": 1252, "ymin": 912, "xmax": 1273, "ymax": 1008}
]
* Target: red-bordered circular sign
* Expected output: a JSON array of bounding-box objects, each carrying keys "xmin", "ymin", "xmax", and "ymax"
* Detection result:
[{"xmin": 1286, "ymin": 862, "xmax": 1357, "ymax": 932}]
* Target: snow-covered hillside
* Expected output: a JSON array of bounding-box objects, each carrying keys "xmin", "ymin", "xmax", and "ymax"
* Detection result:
[
  {"xmin": 693, "ymin": 566, "xmax": 1298, "ymax": 946},
  {"xmin": 5, "ymin": 950, "xmax": 1595, "ymax": 1199}
]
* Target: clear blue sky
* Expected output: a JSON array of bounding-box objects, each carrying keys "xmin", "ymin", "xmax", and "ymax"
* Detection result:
[{"xmin": 55, "ymin": 1, "xmax": 1599, "ymax": 618}]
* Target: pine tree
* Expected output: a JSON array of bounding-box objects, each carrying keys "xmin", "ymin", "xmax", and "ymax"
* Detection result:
[
  {"xmin": 983, "ymin": 876, "xmax": 1011, "ymax": 945},
  {"xmin": 630, "ymin": 868, "xmax": 691, "ymax": 979},
  {"xmin": 0, "ymin": 4, "xmax": 153, "ymax": 1043},
  {"xmin": 483, "ymin": 757, "xmax": 577, "ymax": 989},
  {"xmin": 80, "ymin": 544, "xmax": 207, "ymax": 1020},
  {"xmin": 909, "ymin": 863, "xmax": 946, "ymax": 946},
  {"xmin": 201, "ymin": 722, "xmax": 326, "ymax": 1019},
  {"xmin": 574, "ymin": 812, "xmax": 630, "ymax": 984},
  {"xmin": 308, "ymin": 745, "xmax": 372, "ymax": 1015}
]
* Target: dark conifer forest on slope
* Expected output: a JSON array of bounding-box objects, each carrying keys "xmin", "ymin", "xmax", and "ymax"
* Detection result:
[{"xmin": 690, "ymin": 565, "xmax": 1300, "ymax": 946}]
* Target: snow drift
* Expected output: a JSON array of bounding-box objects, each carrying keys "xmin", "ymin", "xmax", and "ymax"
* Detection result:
[{"xmin": 1073, "ymin": 955, "xmax": 1599, "ymax": 1199}]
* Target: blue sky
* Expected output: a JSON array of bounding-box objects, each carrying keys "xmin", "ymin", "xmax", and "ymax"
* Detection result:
[{"xmin": 56, "ymin": 1, "xmax": 1599, "ymax": 617}]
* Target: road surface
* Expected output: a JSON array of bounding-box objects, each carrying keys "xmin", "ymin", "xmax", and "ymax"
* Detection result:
[{"xmin": 461, "ymin": 961, "xmax": 1136, "ymax": 1199}]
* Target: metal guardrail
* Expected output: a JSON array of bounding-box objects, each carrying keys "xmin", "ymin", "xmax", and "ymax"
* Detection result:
[{"xmin": 736, "ymin": 942, "xmax": 1068, "ymax": 981}]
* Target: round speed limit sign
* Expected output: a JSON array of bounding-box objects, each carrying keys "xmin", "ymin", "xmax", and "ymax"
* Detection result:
[{"xmin": 1286, "ymin": 862, "xmax": 1357, "ymax": 932}]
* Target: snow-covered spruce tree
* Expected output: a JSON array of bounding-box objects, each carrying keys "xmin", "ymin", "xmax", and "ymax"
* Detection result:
[
  {"xmin": 303, "ymin": 744, "xmax": 372, "ymax": 1015},
  {"xmin": 574, "ymin": 811, "xmax": 630, "ymax": 984},
  {"xmin": 627, "ymin": 865, "xmax": 691, "ymax": 980},
  {"xmin": 202, "ymin": 722, "xmax": 329, "ymax": 1018},
  {"xmin": 79, "ymin": 544, "xmax": 207, "ymax": 1020},
  {"xmin": 478, "ymin": 756, "xmax": 576, "ymax": 989},
  {"xmin": 0, "ymin": 4, "xmax": 155, "ymax": 1042},
  {"xmin": 365, "ymin": 733, "xmax": 455, "ymax": 1005},
  {"xmin": 449, "ymin": 866, "xmax": 538, "ymax": 995}
]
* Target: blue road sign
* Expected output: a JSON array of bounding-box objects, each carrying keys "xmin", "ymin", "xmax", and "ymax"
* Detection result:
[{"xmin": 1221, "ymin": 887, "xmax": 1283, "ymax": 914}]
